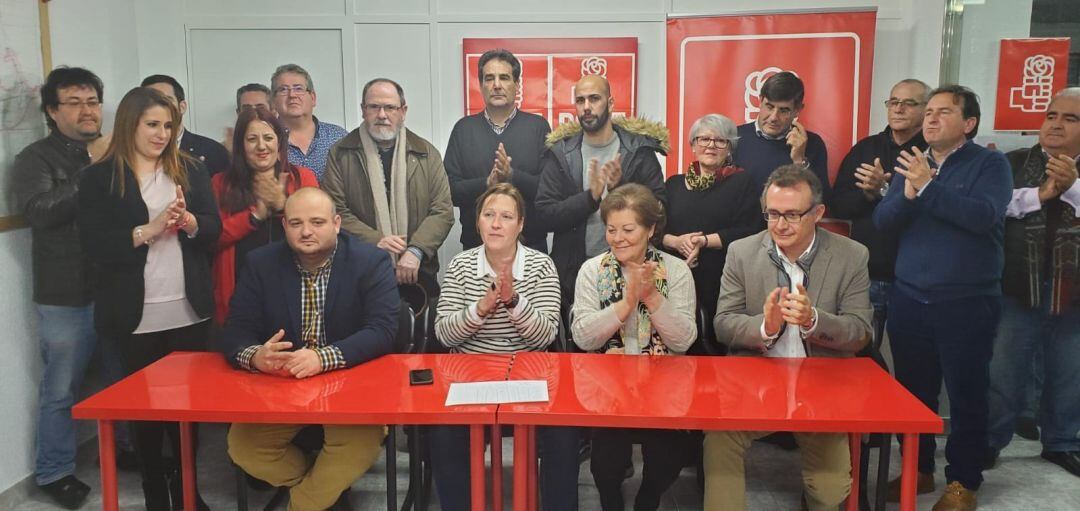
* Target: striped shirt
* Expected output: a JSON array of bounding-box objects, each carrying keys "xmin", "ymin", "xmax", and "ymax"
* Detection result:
[
  {"xmin": 435, "ymin": 244, "xmax": 562, "ymax": 354},
  {"xmin": 236, "ymin": 249, "xmax": 346, "ymax": 373}
]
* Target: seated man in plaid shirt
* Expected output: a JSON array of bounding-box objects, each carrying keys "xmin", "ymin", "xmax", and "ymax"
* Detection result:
[{"xmin": 218, "ymin": 187, "xmax": 399, "ymax": 511}]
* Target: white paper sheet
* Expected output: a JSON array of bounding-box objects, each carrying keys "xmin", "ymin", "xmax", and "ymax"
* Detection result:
[{"xmin": 444, "ymin": 380, "xmax": 549, "ymax": 406}]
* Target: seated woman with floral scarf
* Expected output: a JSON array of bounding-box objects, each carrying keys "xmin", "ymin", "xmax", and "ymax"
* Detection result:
[{"xmin": 570, "ymin": 183, "xmax": 698, "ymax": 511}]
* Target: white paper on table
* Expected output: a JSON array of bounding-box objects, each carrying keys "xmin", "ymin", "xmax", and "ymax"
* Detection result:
[{"xmin": 444, "ymin": 380, "xmax": 549, "ymax": 406}]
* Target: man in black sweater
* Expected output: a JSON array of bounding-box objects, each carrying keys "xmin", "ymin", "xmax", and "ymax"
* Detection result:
[
  {"xmin": 829, "ymin": 79, "xmax": 929, "ymax": 353},
  {"xmin": 734, "ymin": 71, "xmax": 829, "ymax": 196},
  {"xmin": 445, "ymin": 49, "xmax": 551, "ymax": 252}
]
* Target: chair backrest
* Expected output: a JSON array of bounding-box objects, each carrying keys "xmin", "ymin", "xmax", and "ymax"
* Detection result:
[
  {"xmin": 394, "ymin": 304, "xmax": 416, "ymax": 354},
  {"xmin": 693, "ymin": 303, "xmax": 727, "ymax": 356}
]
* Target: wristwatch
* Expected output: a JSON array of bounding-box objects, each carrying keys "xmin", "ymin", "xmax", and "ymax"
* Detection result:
[
  {"xmin": 879, "ymin": 181, "xmax": 890, "ymax": 197},
  {"xmin": 505, "ymin": 292, "xmax": 521, "ymax": 310}
]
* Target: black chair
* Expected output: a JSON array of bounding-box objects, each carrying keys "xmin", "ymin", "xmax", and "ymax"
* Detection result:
[
  {"xmin": 856, "ymin": 330, "xmax": 892, "ymax": 511},
  {"xmin": 397, "ymin": 271, "xmax": 440, "ymax": 511}
]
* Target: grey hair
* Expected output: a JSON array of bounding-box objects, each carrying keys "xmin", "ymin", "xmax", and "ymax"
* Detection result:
[
  {"xmin": 759, "ymin": 164, "xmax": 824, "ymax": 209},
  {"xmin": 895, "ymin": 78, "xmax": 931, "ymax": 104},
  {"xmin": 271, "ymin": 64, "xmax": 315, "ymax": 92},
  {"xmin": 1054, "ymin": 87, "xmax": 1080, "ymax": 100},
  {"xmin": 688, "ymin": 113, "xmax": 740, "ymax": 153}
]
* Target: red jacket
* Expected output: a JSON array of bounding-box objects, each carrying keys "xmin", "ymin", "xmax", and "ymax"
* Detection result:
[{"xmin": 211, "ymin": 167, "xmax": 319, "ymax": 324}]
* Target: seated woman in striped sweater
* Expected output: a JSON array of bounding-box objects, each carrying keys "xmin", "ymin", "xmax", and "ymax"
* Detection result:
[
  {"xmin": 571, "ymin": 183, "xmax": 699, "ymax": 511},
  {"xmin": 429, "ymin": 183, "xmax": 581, "ymax": 510}
]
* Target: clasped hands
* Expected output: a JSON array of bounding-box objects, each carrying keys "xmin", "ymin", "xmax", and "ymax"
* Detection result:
[
  {"xmin": 1038, "ymin": 153, "xmax": 1078, "ymax": 202},
  {"xmin": 477, "ymin": 268, "xmax": 517, "ymax": 317},
  {"xmin": 665, "ymin": 232, "xmax": 707, "ymax": 267},
  {"xmin": 762, "ymin": 283, "xmax": 815, "ymax": 341},
  {"xmin": 376, "ymin": 234, "xmax": 421, "ymax": 284},
  {"xmin": 613, "ymin": 261, "xmax": 661, "ymax": 323},
  {"xmin": 252, "ymin": 329, "xmax": 323, "ymax": 379},
  {"xmin": 486, "ymin": 143, "xmax": 513, "ymax": 187},
  {"xmin": 588, "ymin": 154, "xmax": 623, "ymax": 201}
]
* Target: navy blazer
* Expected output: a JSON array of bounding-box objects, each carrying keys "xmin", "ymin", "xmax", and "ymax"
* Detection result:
[
  {"xmin": 218, "ymin": 233, "xmax": 400, "ymax": 369},
  {"xmin": 181, "ymin": 129, "xmax": 230, "ymax": 176}
]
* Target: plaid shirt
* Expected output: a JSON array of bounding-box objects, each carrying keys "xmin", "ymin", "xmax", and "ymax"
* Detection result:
[
  {"xmin": 236, "ymin": 248, "xmax": 346, "ymax": 373},
  {"xmin": 286, "ymin": 116, "xmax": 348, "ymax": 181}
]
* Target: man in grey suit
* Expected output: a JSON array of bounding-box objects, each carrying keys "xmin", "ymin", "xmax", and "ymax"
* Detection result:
[{"xmin": 702, "ymin": 164, "xmax": 873, "ymax": 510}]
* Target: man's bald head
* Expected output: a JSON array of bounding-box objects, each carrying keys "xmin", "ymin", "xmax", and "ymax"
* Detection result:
[
  {"xmin": 576, "ymin": 75, "xmax": 611, "ymax": 97},
  {"xmin": 285, "ymin": 187, "xmax": 336, "ymax": 219}
]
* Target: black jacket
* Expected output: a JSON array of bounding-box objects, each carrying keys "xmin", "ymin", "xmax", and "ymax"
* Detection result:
[
  {"xmin": 829, "ymin": 127, "xmax": 927, "ymax": 281},
  {"xmin": 218, "ymin": 234, "xmax": 400, "ymax": 368},
  {"xmin": 535, "ymin": 119, "xmax": 668, "ymax": 300},
  {"xmin": 77, "ymin": 158, "xmax": 221, "ymax": 338},
  {"xmin": 12, "ymin": 132, "xmax": 94, "ymax": 305},
  {"xmin": 181, "ymin": 129, "xmax": 230, "ymax": 176}
]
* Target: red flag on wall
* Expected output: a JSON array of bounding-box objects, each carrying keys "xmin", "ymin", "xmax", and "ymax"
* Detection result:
[
  {"xmin": 994, "ymin": 38, "xmax": 1071, "ymax": 131},
  {"xmin": 666, "ymin": 11, "xmax": 877, "ymax": 181}
]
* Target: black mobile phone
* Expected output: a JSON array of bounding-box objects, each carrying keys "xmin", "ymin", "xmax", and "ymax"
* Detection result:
[{"xmin": 409, "ymin": 368, "xmax": 434, "ymax": 386}]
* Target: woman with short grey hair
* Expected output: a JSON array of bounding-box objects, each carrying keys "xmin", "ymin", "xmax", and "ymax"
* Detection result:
[{"xmin": 662, "ymin": 113, "xmax": 763, "ymax": 352}]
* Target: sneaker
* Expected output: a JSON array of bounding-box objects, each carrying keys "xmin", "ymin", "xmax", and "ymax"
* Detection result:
[{"xmin": 38, "ymin": 475, "xmax": 90, "ymax": 510}]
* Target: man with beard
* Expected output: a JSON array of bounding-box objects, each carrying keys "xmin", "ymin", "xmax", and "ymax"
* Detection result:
[
  {"xmin": 13, "ymin": 66, "xmax": 118, "ymax": 509},
  {"xmin": 444, "ymin": 48, "xmax": 551, "ymax": 252},
  {"xmin": 535, "ymin": 75, "xmax": 667, "ymax": 303},
  {"xmin": 322, "ymin": 78, "xmax": 453, "ymax": 284}
]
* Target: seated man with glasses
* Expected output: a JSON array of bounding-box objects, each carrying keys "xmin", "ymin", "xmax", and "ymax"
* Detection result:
[
  {"xmin": 704, "ymin": 164, "xmax": 873, "ymax": 510},
  {"xmin": 322, "ymin": 78, "xmax": 453, "ymax": 285},
  {"xmin": 270, "ymin": 63, "xmax": 348, "ymax": 180}
]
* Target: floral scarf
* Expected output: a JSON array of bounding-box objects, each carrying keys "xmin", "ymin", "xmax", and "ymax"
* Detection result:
[
  {"xmin": 684, "ymin": 161, "xmax": 742, "ymax": 191},
  {"xmin": 596, "ymin": 248, "xmax": 670, "ymax": 355}
]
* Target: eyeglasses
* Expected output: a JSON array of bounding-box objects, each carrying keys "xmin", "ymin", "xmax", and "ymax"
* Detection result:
[
  {"xmin": 362, "ymin": 103, "xmax": 403, "ymax": 114},
  {"xmin": 57, "ymin": 99, "xmax": 101, "ymax": 109},
  {"xmin": 884, "ymin": 99, "xmax": 923, "ymax": 109},
  {"xmin": 763, "ymin": 206, "xmax": 816, "ymax": 224},
  {"xmin": 693, "ymin": 137, "xmax": 730, "ymax": 148},
  {"xmin": 238, "ymin": 104, "xmax": 269, "ymax": 112},
  {"xmin": 274, "ymin": 85, "xmax": 310, "ymax": 96}
]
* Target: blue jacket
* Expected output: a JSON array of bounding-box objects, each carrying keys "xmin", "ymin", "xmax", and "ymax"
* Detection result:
[
  {"xmin": 873, "ymin": 141, "xmax": 1012, "ymax": 302},
  {"xmin": 218, "ymin": 233, "xmax": 400, "ymax": 369}
]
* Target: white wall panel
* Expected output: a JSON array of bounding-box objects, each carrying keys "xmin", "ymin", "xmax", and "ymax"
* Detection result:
[
  {"xmin": 184, "ymin": 0, "xmax": 345, "ymax": 17},
  {"xmin": 187, "ymin": 29, "xmax": 347, "ymax": 144},
  {"xmin": 437, "ymin": 0, "xmax": 664, "ymax": 16},
  {"xmin": 353, "ymin": 0, "xmax": 429, "ymax": 16},
  {"xmin": 354, "ymin": 24, "xmax": 434, "ymax": 140}
]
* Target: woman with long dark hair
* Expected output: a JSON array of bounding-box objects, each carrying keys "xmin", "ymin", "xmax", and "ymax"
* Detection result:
[
  {"xmin": 77, "ymin": 86, "xmax": 220, "ymax": 510},
  {"xmin": 211, "ymin": 107, "xmax": 318, "ymax": 324}
]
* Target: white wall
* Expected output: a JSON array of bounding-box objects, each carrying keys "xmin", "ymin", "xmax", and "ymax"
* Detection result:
[{"xmin": 1, "ymin": 0, "xmax": 948, "ymax": 493}]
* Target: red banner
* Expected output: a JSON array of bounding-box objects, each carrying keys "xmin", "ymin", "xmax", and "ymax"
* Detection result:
[
  {"xmin": 463, "ymin": 38, "xmax": 637, "ymax": 129},
  {"xmin": 666, "ymin": 11, "xmax": 877, "ymax": 181},
  {"xmin": 994, "ymin": 38, "xmax": 1071, "ymax": 131}
]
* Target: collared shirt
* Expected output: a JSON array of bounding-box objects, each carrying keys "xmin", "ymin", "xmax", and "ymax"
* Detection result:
[
  {"xmin": 760, "ymin": 235, "xmax": 819, "ymax": 358},
  {"xmin": 286, "ymin": 116, "xmax": 348, "ymax": 181},
  {"xmin": 918, "ymin": 141, "xmax": 969, "ymax": 197},
  {"xmin": 484, "ymin": 107, "xmax": 519, "ymax": 135},
  {"xmin": 236, "ymin": 247, "xmax": 346, "ymax": 372},
  {"xmin": 466, "ymin": 242, "xmax": 530, "ymax": 321},
  {"xmin": 754, "ymin": 120, "xmax": 788, "ymax": 141},
  {"xmin": 1006, "ymin": 151, "xmax": 1080, "ymax": 218}
]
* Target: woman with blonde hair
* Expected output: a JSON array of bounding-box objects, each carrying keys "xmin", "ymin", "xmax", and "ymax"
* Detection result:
[{"xmin": 78, "ymin": 86, "xmax": 220, "ymax": 510}]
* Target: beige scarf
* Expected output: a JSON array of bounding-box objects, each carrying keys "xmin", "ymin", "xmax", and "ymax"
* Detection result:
[{"xmin": 358, "ymin": 122, "xmax": 410, "ymax": 260}]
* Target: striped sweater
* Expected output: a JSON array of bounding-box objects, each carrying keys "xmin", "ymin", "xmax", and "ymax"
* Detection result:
[{"xmin": 435, "ymin": 244, "xmax": 562, "ymax": 354}]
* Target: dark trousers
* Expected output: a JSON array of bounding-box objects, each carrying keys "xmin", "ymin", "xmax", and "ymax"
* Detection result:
[
  {"xmin": 887, "ymin": 289, "xmax": 1000, "ymax": 490},
  {"xmin": 590, "ymin": 428, "xmax": 697, "ymax": 511},
  {"xmin": 429, "ymin": 425, "xmax": 581, "ymax": 511},
  {"xmin": 118, "ymin": 321, "xmax": 211, "ymax": 487}
]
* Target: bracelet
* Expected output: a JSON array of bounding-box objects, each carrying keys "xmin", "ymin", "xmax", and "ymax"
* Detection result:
[
  {"xmin": 700, "ymin": 234, "xmax": 708, "ymax": 248},
  {"xmin": 134, "ymin": 226, "xmax": 154, "ymax": 245}
]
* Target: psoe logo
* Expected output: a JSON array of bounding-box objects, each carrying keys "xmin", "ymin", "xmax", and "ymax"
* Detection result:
[
  {"xmin": 580, "ymin": 56, "xmax": 608, "ymax": 78},
  {"xmin": 1009, "ymin": 55, "xmax": 1055, "ymax": 113},
  {"xmin": 744, "ymin": 67, "xmax": 797, "ymax": 122}
]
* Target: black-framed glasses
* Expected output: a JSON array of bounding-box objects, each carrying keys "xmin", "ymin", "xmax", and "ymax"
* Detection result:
[
  {"xmin": 763, "ymin": 206, "xmax": 816, "ymax": 224},
  {"xmin": 57, "ymin": 99, "xmax": 101, "ymax": 109},
  {"xmin": 693, "ymin": 137, "xmax": 730, "ymax": 148},
  {"xmin": 274, "ymin": 85, "xmax": 310, "ymax": 96},
  {"xmin": 884, "ymin": 99, "xmax": 923, "ymax": 109},
  {"xmin": 362, "ymin": 103, "xmax": 403, "ymax": 114}
]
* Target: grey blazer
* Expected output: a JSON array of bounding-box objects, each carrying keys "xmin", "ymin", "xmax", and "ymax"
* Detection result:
[{"xmin": 713, "ymin": 229, "xmax": 873, "ymax": 357}]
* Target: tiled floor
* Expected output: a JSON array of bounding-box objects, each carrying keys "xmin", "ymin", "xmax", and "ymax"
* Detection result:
[{"xmin": 6, "ymin": 423, "xmax": 1078, "ymax": 510}]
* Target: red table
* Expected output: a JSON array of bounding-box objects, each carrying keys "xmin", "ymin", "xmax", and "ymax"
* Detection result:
[
  {"xmin": 499, "ymin": 352, "xmax": 942, "ymax": 511},
  {"xmin": 72, "ymin": 352, "xmax": 509, "ymax": 511}
]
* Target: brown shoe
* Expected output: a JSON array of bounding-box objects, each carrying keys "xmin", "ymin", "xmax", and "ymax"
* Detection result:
[
  {"xmin": 886, "ymin": 472, "xmax": 935, "ymax": 502},
  {"xmin": 931, "ymin": 481, "xmax": 977, "ymax": 511}
]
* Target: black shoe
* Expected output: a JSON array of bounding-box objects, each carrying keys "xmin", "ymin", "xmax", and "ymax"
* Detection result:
[
  {"xmin": 984, "ymin": 448, "xmax": 1000, "ymax": 470},
  {"xmin": 38, "ymin": 475, "xmax": 90, "ymax": 510},
  {"xmin": 167, "ymin": 467, "xmax": 211, "ymax": 511},
  {"xmin": 142, "ymin": 474, "xmax": 171, "ymax": 511},
  {"xmin": 1041, "ymin": 450, "xmax": 1080, "ymax": 478},
  {"xmin": 116, "ymin": 449, "xmax": 140, "ymax": 471},
  {"xmin": 1015, "ymin": 416, "xmax": 1040, "ymax": 441}
]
